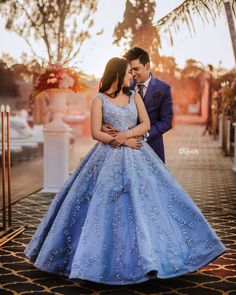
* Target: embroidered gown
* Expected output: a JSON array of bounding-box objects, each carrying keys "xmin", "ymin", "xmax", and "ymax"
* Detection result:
[{"xmin": 25, "ymin": 91, "xmax": 226, "ymax": 285}]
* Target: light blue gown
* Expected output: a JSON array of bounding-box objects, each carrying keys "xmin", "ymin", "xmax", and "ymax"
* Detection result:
[{"xmin": 25, "ymin": 91, "xmax": 226, "ymax": 285}]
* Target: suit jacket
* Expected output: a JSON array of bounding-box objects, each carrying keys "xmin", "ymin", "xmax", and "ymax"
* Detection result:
[{"xmin": 133, "ymin": 75, "xmax": 173, "ymax": 163}]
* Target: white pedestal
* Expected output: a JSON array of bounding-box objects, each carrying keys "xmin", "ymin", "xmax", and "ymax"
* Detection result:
[
  {"xmin": 218, "ymin": 114, "xmax": 223, "ymax": 147},
  {"xmin": 233, "ymin": 123, "xmax": 236, "ymax": 172},
  {"xmin": 42, "ymin": 114, "xmax": 72, "ymax": 193},
  {"xmin": 63, "ymin": 115, "xmax": 86, "ymax": 137}
]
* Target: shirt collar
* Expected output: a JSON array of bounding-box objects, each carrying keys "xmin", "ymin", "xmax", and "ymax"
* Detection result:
[
  {"xmin": 135, "ymin": 73, "xmax": 152, "ymax": 89},
  {"xmin": 143, "ymin": 74, "xmax": 152, "ymax": 88}
]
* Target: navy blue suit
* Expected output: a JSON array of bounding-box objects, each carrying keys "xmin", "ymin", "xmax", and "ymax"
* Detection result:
[{"xmin": 133, "ymin": 75, "xmax": 173, "ymax": 163}]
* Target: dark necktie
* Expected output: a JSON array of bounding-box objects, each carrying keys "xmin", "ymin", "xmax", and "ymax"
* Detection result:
[{"xmin": 137, "ymin": 84, "xmax": 145, "ymax": 99}]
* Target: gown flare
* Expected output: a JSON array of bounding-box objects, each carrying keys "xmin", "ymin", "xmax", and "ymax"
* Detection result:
[{"xmin": 25, "ymin": 91, "xmax": 226, "ymax": 285}]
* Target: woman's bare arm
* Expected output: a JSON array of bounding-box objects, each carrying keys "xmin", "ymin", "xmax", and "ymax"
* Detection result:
[{"xmin": 90, "ymin": 96, "xmax": 115, "ymax": 144}]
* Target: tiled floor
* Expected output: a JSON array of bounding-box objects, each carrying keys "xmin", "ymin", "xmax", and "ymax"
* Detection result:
[
  {"xmin": 0, "ymin": 136, "xmax": 96, "ymax": 204},
  {"xmin": 0, "ymin": 124, "xmax": 236, "ymax": 295}
]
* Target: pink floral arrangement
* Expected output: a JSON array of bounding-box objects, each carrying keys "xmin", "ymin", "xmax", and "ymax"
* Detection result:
[{"xmin": 33, "ymin": 64, "xmax": 80, "ymax": 92}]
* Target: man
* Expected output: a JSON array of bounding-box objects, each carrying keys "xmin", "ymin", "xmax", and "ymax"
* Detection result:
[{"xmin": 103, "ymin": 47, "xmax": 173, "ymax": 163}]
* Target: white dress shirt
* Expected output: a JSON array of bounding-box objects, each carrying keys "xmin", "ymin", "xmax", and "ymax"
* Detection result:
[{"xmin": 135, "ymin": 74, "xmax": 152, "ymax": 98}]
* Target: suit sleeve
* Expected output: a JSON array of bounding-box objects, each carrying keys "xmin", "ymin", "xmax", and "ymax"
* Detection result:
[{"xmin": 148, "ymin": 85, "xmax": 173, "ymax": 140}]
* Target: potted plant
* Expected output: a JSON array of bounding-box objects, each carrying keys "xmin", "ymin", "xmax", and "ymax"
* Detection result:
[
  {"xmin": 31, "ymin": 64, "xmax": 80, "ymax": 122},
  {"xmin": 221, "ymin": 80, "xmax": 236, "ymax": 123}
]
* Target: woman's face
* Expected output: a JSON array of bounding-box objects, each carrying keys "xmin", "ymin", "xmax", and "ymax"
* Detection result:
[{"xmin": 122, "ymin": 65, "xmax": 133, "ymax": 87}]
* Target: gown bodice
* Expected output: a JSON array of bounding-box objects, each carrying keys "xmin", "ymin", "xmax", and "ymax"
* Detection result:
[{"xmin": 98, "ymin": 91, "xmax": 138, "ymax": 132}]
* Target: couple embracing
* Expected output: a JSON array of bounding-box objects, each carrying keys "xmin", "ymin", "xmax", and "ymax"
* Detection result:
[
  {"xmin": 101, "ymin": 47, "xmax": 172, "ymax": 163},
  {"xmin": 25, "ymin": 47, "xmax": 226, "ymax": 285}
]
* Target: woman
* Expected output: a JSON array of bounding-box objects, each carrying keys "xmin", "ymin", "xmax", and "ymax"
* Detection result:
[{"xmin": 25, "ymin": 57, "xmax": 226, "ymax": 285}]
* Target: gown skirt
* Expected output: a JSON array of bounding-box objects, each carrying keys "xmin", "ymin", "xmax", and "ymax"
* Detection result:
[
  {"xmin": 25, "ymin": 142, "xmax": 226, "ymax": 285},
  {"xmin": 25, "ymin": 140, "xmax": 227, "ymax": 285}
]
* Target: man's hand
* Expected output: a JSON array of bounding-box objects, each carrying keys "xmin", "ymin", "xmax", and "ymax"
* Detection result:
[
  {"xmin": 102, "ymin": 124, "xmax": 118, "ymax": 137},
  {"xmin": 111, "ymin": 132, "xmax": 129, "ymax": 148},
  {"xmin": 124, "ymin": 138, "xmax": 142, "ymax": 149},
  {"xmin": 134, "ymin": 135, "xmax": 143, "ymax": 140}
]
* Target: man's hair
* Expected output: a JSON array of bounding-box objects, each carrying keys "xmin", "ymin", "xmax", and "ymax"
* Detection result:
[{"xmin": 124, "ymin": 47, "xmax": 150, "ymax": 66}]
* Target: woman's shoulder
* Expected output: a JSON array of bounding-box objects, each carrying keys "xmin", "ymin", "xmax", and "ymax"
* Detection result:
[
  {"xmin": 92, "ymin": 93, "xmax": 104, "ymax": 105},
  {"xmin": 94, "ymin": 92, "xmax": 104, "ymax": 100}
]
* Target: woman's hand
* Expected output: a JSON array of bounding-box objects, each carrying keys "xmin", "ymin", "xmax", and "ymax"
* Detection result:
[
  {"xmin": 110, "ymin": 131, "xmax": 129, "ymax": 148},
  {"xmin": 102, "ymin": 124, "xmax": 118, "ymax": 137},
  {"xmin": 124, "ymin": 138, "xmax": 142, "ymax": 149}
]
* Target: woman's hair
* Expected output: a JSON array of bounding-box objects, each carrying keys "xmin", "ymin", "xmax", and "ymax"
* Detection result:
[{"xmin": 99, "ymin": 57, "xmax": 130, "ymax": 97}]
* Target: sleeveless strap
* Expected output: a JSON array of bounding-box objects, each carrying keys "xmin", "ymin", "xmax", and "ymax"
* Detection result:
[
  {"xmin": 98, "ymin": 91, "xmax": 134, "ymax": 105},
  {"xmin": 97, "ymin": 92, "xmax": 105, "ymax": 104},
  {"xmin": 130, "ymin": 90, "xmax": 135, "ymax": 103}
]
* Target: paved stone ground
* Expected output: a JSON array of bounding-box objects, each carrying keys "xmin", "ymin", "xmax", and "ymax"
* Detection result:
[{"xmin": 0, "ymin": 124, "xmax": 236, "ymax": 295}]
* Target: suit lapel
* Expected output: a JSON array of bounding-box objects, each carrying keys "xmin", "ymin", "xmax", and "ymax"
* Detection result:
[{"xmin": 131, "ymin": 76, "xmax": 161, "ymax": 107}]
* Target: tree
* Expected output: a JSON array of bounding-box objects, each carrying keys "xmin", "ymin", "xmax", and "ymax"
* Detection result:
[
  {"xmin": 1, "ymin": 53, "xmax": 46, "ymax": 81},
  {"xmin": 0, "ymin": 61, "xmax": 18, "ymax": 96},
  {"xmin": 0, "ymin": 0, "xmax": 98, "ymax": 65},
  {"xmin": 113, "ymin": 0, "xmax": 161, "ymax": 70},
  {"xmin": 156, "ymin": 56, "xmax": 178, "ymax": 76},
  {"xmin": 154, "ymin": 0, "xmax": 236, "ymax": 45},
  {"xmin": 181, "ymin": 59, "xmax": 204, "ymax": 79},
  {"xmin": 115, "ymin": 0, "xmax": 236, "ymax": 64}
]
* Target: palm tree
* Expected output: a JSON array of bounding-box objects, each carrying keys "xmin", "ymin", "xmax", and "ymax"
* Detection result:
[
  {"xmin": 155, "ymin": 0, "xmax": 236, "ymax": 45},
  {"xmin": 114, "ymin": 0, "xmax": 236, "ymax": 72}
]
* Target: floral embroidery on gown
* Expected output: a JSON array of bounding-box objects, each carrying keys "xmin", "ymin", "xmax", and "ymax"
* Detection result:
[{"xmin": 25, "ymin": 90, "xmax": 226, "ymax": 285}]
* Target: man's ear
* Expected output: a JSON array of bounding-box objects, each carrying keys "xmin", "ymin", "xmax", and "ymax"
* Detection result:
[{"xmin": 145, "ymin": 62, "xmax": 150, "ymax": 72}]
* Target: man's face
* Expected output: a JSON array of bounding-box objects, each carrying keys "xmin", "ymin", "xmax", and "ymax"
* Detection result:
[{"xmin": 129, "ymin": 58, "xmax": 150, "ymax": 84}]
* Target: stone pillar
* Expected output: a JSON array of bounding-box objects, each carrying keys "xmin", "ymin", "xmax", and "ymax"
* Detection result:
[
  {"xmin": 226, "ymin": 119, "xmax": 231, "ymax": 155},
  {"xmin": 200, "ymin": 71, "xmax": 211, "ymax": 123},
  {"xmin": 233, "ymin": 123, "xmax": 236, "ymax": 172},
  {"xmin": 42, "ymin": 115, "xmax": 72, "ymax": 193},
  {"xmin": 218, "ymin": 113, "xmax": 223, "ymax": 147}
]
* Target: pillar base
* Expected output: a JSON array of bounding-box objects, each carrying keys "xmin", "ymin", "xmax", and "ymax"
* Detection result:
[{"xmin": 42, "ymin": 114, "xmax": 72, "ymax": 194}]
